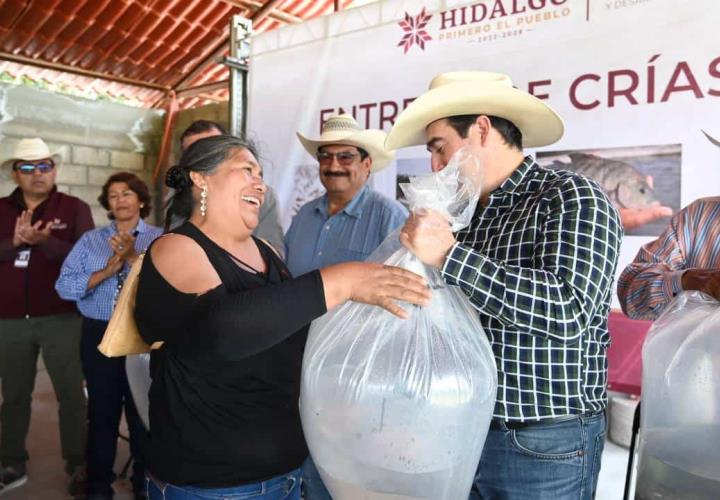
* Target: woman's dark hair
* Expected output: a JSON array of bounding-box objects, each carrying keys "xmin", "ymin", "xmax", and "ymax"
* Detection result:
[
  {"xmin": 98, "ymin": 172, "xmax": 152, "ymax": 220},
  {"xmin": 445, "ymin": 114, "xmax": 523, "ymax": 150},
  {"xmin": 164, "ymin": 135, "xmax": 259, "ymax": 230}
]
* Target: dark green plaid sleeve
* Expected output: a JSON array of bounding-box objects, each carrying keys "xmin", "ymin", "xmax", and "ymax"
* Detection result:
[{"xmin": 441, "ymin": 177, "xmax": 622, "ymax": 343}]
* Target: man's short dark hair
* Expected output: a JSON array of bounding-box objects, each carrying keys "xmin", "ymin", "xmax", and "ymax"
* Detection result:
[
  {"xmin": 445, "ymin": 115, "xmax": 523, "ymax": 150},
  {"xmin": 180, "ymin": 120, "xmax": 228, "ymax": 145}
]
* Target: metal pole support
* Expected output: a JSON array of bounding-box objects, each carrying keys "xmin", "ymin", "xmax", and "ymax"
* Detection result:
[
  {"xmin": 623, "ymin": 401, "xmax": 641, "ymax": 500},
  {"xmin": 228, "ymin": 15, "xmax": 252, "ymax": 137}
]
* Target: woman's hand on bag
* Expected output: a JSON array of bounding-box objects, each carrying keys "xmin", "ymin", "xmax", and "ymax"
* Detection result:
[{"xmin": 321, "ymin": 262, "xmax": 431, "ymax": 319}]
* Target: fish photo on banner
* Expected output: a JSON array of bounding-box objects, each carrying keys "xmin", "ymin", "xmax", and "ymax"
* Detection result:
[{"xmin": 537, "ymin": 145, "xmax": 681, "ymax": 236}]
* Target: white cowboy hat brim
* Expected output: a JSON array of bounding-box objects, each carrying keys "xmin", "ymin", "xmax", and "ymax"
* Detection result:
[
  {"xmin": 702, "ymin": 129, "xmax": 720, "ymax": 148},
  {"xmin": 385, "ymin": 81, "xmax": 564, "ymax": 150},
  {"xmin": 297, "ymin": 129, "xmax": 394, "ymax": 172},
  {"xmin": 1, "ymin": 148, "xmax": 63, "ymax": 172}
]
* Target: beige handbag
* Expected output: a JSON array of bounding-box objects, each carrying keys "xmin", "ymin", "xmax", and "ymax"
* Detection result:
[{"xmin": 98, "ymin": 253, "xmax": 163, "ymax": 357}]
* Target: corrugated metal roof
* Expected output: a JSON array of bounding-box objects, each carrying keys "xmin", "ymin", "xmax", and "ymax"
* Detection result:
[{"xmin": 0, "ymin": 0, "xmax": 356, "ymax": 109}]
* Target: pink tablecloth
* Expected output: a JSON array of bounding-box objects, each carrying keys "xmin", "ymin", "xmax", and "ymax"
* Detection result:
[{"xmin": 607, "ymin": 310, "xmax": 652, "ymax": 396}]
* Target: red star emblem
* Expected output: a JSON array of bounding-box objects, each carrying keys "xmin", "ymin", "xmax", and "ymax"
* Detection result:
[{"xmin": 398, "ymin": 9, "xmax": 433, "ymax": 53}]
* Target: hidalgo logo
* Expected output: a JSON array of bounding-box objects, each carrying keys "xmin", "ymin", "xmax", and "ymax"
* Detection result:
[{"xmin": 397, "ymin": 9, "xmax": 433, "ymax": 53}]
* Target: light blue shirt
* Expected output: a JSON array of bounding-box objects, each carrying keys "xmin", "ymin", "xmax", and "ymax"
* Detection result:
[
  {"xmin": 285, "ymin": 185, "xmax": 408, "ymax": 277},
  {"xmin": 55, "ymin": 219, "xmax": 162, "ymax": 321}
]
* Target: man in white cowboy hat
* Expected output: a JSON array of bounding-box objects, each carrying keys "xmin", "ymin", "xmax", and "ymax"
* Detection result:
[
  {"xmin": 388, "ymin": 72, "xmax": 623, "ymax": 499},
  {"xmin": 286, "ymin": 114, "xmax": 407, "ymax": 499},
  {"xmin": 0, "ymin": 137, "xmax": 92, "ymax": 497}
]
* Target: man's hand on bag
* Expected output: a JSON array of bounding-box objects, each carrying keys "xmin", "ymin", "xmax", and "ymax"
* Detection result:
[
  {"xmin": 399, "ymin": 209, "xmax": 456, "ymax": 268},
  {"xmin": 681, "ymin": 269, "xmax": 720, "ymax": 300}
]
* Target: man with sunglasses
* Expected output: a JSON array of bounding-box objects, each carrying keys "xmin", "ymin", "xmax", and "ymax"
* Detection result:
[
  {"xmin": 0, "ymin": 137, "xmax": 93, "ymax": 497},
  {"xmin": 286, "ymin": 114, "xmax": 407, "ymax": 499}
]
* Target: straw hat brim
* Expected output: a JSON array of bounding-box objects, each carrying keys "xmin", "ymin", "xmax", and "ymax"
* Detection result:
[
  {"xmin": 1, "ymin": 151, "xmax": 63, "ymax": 172},
  {"xmin": 297, "ymin": 129, "xmax": 394, "ymax": 172},
  {"xmin": 385, "ymin": 81, "xmax": 564, "ymax": 150}
]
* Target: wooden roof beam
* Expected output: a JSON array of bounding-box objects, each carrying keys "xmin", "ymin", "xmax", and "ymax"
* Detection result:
[
  {"xmin": 173, "ymin": 38, "xmax": 230, "ymax": 91},
  {"xmin": 173, "ymin": 0, "xmax": 292, "ymax": 91},
  {"xmin": 175, "ymin": 79, "xmax": 229, "ymax": 98},
  {"xmin": 216, "ymin": 0, "xmax": 302, "ymax": 24},
  {"xmin": 0, "ymin": 51, "xmax": 169, "ymax": 91},
  {"xmin": 251, "ymin": 0, "xmax": 287, "ymax": 24}
]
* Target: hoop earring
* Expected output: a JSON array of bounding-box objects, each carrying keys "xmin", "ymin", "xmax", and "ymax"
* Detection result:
[{"xmin": 200, "ymin": 185, "xmax": 208, "ymax": 217}]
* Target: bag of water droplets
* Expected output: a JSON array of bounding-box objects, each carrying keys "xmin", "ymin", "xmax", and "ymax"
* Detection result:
[{"xmin": 300, "ymin": 147, "xmax": 497, "ymax": 500}]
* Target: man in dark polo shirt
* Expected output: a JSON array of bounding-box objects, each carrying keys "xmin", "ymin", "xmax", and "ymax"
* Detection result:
[{"xmin": 0, "ymin": 138, "xmax": 94, "ymax": 497}]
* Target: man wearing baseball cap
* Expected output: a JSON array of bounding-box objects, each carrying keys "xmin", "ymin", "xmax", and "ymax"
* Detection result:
[
  {"xmin": 0, "ymin": 137, "xmax": 93, "ymax": 497},
  {"xmin": 389, "ymin": 72, "xmax": 622, "ymax": 499}
]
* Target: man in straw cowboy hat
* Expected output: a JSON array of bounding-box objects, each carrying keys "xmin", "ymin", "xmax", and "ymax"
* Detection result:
[
  {"xmin": 287, "ymin": 114, "xmax": 407, "ymax": 499},
  {"xmin": 388, "ymin": 72, "xmax": 623, "ymax": 499},
  {"xmin": 0, "ymin": 138, "xmax": 93, "ymax": 497}
]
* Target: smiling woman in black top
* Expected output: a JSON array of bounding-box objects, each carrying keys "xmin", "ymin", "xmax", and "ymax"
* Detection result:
[{"xmin": 134, "ymin": 135, "xmax": 430, "ymax": 500}]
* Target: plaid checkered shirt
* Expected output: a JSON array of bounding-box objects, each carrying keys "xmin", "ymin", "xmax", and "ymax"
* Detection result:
[{"xmin": 440, "ymin": 156, "xmax": 622, "ymax": 421}]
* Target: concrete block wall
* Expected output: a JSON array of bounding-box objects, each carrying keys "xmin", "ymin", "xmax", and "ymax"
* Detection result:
[{"xmin": 0, "ymin": 83, "xmax": 164, "ymax": 227}]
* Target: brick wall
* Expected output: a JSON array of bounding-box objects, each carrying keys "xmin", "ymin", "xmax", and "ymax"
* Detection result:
[{"xmin": 0, "ymin": 83, "xmax": 164, "ymax": 226}]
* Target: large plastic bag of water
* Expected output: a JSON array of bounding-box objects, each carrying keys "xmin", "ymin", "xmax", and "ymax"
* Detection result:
[
  {"xmin": 636, "ymin": 291, "xmax": 720, "ymax": 500},
  {"xmin": 300, "ymin": 148, "xmax": 497, "ymax": 500}
]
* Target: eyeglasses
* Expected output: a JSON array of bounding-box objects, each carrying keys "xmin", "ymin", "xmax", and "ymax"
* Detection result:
[
  {"xmin": 316, "ymin": 151, "xmax": 360, "ymax": 166},
  {"xmin": 13, "ymin": 160, "xmax": 55, "ymax": 174}
]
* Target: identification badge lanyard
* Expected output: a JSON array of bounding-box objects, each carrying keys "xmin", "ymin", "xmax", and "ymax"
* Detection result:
[{"xmin": 14, "ymin": 248, "xmax": 31, "ymax": 268}]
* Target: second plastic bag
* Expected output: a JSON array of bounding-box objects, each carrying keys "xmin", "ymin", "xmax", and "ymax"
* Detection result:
[
  {"xmin": 300, "ymin": 148, "xmax": 497, "ymax": 499},
  {"xmin": 636, "ymin": 291, "xmax": 720, "ymax": 499}
]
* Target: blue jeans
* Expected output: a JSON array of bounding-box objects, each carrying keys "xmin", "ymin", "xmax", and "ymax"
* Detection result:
[
  {"xmin": 470, "ymin": 411, "xmax": 606, "ymax": 500},
  {"xmin": 146, "ymin": 469, "xmax": 301, "ymax": 500},
  {"xmin": 301, "ymin": 456, "xmax": 332, "ymax": 500}
]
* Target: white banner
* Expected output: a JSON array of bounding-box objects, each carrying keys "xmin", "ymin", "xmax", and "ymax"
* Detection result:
[{"xmin": 248, "ymin": 0, "xmax": 720, "ymax": 304}]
